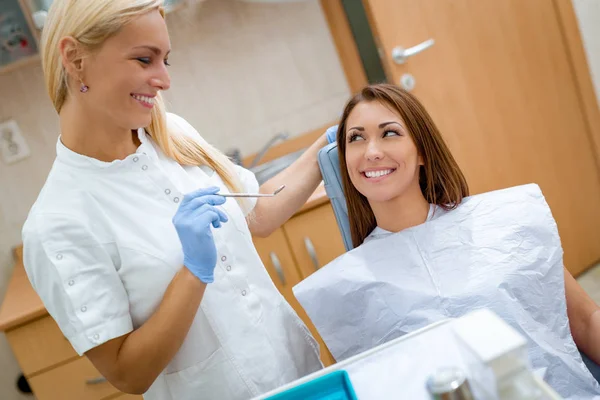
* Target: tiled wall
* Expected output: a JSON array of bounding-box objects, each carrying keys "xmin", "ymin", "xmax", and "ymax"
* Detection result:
[{"xmin": 0, "ymin": 0, "xmax": 349, "ymax": 398}]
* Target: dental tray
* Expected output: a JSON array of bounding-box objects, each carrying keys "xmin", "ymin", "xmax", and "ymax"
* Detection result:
[{"xmin": 265, "ymin": 370, "xmax": 358, "ymax": 400}]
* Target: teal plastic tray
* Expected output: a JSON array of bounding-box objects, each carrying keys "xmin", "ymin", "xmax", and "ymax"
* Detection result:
[{"xmin": 265, "ymin": 370, "xmax": 358, "ymax": 400}]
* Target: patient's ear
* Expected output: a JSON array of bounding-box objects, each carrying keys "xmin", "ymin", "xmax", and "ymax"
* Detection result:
[{"xmin": 418, "ymin": 154, "xmax": 424, "ymax": 166}]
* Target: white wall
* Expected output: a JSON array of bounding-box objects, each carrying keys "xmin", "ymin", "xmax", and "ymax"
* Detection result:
[
  {"xmin": 0, "ymin": 1, "xmax": 349, "ymax": 398},
  {"xmin": 572, "ymin": 0, "xmax": 600, "ymax": 104}
]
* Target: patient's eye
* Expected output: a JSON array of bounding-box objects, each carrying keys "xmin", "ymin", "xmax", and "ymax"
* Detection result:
[
  {"xmin": 383, "ymin": 129, "xmax": 401, "ymax": 138},
  {"xmin": 348, "ymin": 133, "xmax": 364, "ymax": 143}
]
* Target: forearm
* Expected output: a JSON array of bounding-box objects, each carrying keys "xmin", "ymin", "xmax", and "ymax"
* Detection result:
[
  {"xmin": 250, "ymin": 134, "xmax": 328, "ymax": 237},
  {"xmin": 577, "ymin": 309, "xmax": 600, "ymax": 365},
  {"xmin": 115, "ymin": 267, "xmax": 206, "ymax": 393},
  {"xmin": 564, "ymin": 268, "xmax": 600, "ymax": 364}
]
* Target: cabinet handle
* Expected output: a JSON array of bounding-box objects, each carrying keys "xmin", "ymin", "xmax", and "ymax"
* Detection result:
[
  {"xmin": 86, "ymin": 377, "xmax": 107, "ymax": 385},
  {"xmin": 304, "ymin": 237, "xmax": 320, "ymax": 271},
  {"xmin": 269, "ymin": 252, "xmax": 286, "ymax": 285}
]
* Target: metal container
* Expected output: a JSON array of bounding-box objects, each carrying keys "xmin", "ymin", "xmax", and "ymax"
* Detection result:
[{"xmin": 426, "ymin": 367, "xmax": 475, "ymax": 400}]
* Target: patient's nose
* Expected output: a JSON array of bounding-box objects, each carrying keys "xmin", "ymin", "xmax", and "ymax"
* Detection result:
[{"xmin": 365, "ymin": 140, "xmax": 384, "ymax": 161}]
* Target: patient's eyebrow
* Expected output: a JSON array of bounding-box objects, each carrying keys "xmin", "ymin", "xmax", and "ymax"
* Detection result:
[
  {"xmin": 348, "ymin": 121, "xmax": 402, "ymax": 131},
  {"xmin": 379, "ymin": 121, "xmax": 402, "ymax": 128}
]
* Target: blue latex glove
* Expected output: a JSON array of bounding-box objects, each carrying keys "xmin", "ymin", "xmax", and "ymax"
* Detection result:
[
  {"xmin": 325, "ymin": 125, "xmax": 339, "ymax": 144},
  {"xmin": 172, "ymin": 186, "xmax": 229, "ymax": 283}
]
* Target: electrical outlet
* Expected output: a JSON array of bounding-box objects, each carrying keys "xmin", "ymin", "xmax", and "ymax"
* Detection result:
[{"xmin": 0, "ymin": 120, "xmax": 30, "ymax": 165}]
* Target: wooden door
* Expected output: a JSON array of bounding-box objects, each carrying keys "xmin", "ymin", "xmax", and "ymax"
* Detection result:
[
  {"xmin": 283, "ymin": 204, "xmax": 346, "ymax": 280},
  {"xmin": 362, "ymin": 0, "xmax": 600, "ymax": 274},
  {"xmin": 252, "ymin": 229, "xmax": 336, "ymax": 366}
]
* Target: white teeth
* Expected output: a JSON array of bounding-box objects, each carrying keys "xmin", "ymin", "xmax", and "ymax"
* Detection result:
[
  {"xmin": 131, "ymin": 94, "xmax": 154, "ymax": 105},
  {"xmin": 365, "ymin": 169, "xmax": 393, "ymax": 178}
]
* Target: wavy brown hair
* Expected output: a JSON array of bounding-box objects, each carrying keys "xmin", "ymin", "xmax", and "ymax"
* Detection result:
[{"xmin": 337, "ymin": 84, "xmax": 469, "ymax": 247}]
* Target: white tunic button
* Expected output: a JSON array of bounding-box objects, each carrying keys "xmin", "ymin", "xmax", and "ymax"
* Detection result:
[
  {"xmin": 226, "ymin": 266, "xmax": 232, "ymax": 271},
  {"xmin": 241, "ymin": 290, "xmax": 247, "ymax": 296},
  {"xmin": 165, "ymin": 189, "xmax": 171, "ymax": 195},
  {"xmin": 173, "ymin": 197, "xmax": 180, "ymax": 203},
  {"xmin": 93, "ymin": 334, "xmax": 100, "ymax": 340},
  {"xmin": 81, "ymin": 306, "xmax": 87, "ymax": 312},
  {"xmin": 142, "ymin": 165, "xmax": 148, "ymax": 171},
  {"xmin": 68, "ymin": 280, "xmax": 75, "ymax": 286},
  {"xmin": 56, "ymin": 253, "xmax": 63, "ymax": 260},
  {"xmin": 133, "ymin": 156, "xmax": 139, "ymax": 162},
  {"xmin": 221, "ymin": 256, "xmax": 227, "ymax": 262}
]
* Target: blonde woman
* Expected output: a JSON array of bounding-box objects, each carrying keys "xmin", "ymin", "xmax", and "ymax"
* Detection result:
[{"xmin": 22, "ymin": 1, "xmax": 333, "ymax": 399}]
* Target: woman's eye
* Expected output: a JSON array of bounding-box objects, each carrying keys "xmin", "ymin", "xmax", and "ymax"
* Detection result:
[
  {"xmin": 383, "ymin": 130, "xmax": 400, "ymax": 138},
  {"xmin": 348, "ymin": 133, "xmax": 364, "ymax": 143},
  {"xmin": 137, "ymin": 57, "xmax": 151, "ymax": 65},
  {"xmin": 164, "ymin": 59, "xmax": 171, "ymax": 66}
]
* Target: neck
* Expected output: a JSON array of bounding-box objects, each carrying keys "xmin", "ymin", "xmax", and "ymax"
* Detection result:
[
  {"xmin": 370, "ymin": 182, "xmax": 430, "ymax": 233},
  {"xmin": 59, "ymin": 97, "xmax": 140, "ymax": 162}
]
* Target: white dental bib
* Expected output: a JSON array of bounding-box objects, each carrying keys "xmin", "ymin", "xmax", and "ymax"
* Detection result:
[{"xmin": 294, "ymin": 184, "xmax": 600, "ymax": 399}]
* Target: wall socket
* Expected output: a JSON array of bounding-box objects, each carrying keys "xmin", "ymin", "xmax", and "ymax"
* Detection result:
[{"xmin": 0, "ymin": 120, "xmax": 30, "ymax": 165}]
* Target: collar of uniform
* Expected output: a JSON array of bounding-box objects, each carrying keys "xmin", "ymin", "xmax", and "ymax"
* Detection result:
[{"xmin": 56, "ymin": 128, "xmax": 156, "ymax": 170}]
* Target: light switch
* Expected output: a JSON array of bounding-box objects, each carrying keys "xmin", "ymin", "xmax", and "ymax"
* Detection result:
[{"xmin": 0, "ymin": 120, "xmax": 30, "ymax": 165}]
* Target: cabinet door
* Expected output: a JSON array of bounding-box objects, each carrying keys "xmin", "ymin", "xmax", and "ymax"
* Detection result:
[
  {"xmin": 283, "ymin": 203, "xmax": 346, "ymax": 279},
  {"xmin": 27, "ymin": 356, "xmax": 119, "ymax": 400},
  {"xmin": 253, "ymin": 229, "xmax": 336, "ymax": 366}
]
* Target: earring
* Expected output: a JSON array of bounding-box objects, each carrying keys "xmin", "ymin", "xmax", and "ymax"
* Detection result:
[{"xmin": 79, "ymin": 80, "xmax": 89, "ymax": 93}]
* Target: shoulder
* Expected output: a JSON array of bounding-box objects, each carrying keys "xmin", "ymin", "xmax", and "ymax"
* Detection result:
[{"xmin": 165, "ymin": 112, "xmax": 208, "ymax": 145}]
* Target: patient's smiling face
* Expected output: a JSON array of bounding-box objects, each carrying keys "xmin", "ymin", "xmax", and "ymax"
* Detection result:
[{"xmin": 344, "ymin": 100, "xmax": 423, "ymax": 204}]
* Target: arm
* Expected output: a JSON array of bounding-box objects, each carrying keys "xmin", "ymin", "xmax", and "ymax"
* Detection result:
[
  {"xmin": 85, "ymin": 268, "xmax": 206, "ymax": 394},
  {"xmin": 564, "ymin": 268, "xmax": 600, "ymax": 364},
  {"xmin": 249, "ymin": 133, "xmax": 328, "ymax": 237},
  {"xmin": 86, "ymin": 188, "xmax": 228, "ymax": 394}
]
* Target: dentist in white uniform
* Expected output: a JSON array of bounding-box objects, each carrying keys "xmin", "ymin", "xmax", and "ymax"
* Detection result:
[{"xmin": 22, "ymin": 1, "xmax": 336, "ymax": 399}]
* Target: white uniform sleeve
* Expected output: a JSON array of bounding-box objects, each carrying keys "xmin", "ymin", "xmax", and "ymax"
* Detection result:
[
  {"xmin": 234, "ymin": 165, "xmax": 260, "ymax": 214},
  {"xmin": 22, "ymin": 213, "xmax": 133, "ymax": 356}
]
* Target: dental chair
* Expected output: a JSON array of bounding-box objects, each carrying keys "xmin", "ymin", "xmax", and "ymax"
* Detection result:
[{"xmin": 317, "ymin": 141, "xmax": 600, "ymax": 384}]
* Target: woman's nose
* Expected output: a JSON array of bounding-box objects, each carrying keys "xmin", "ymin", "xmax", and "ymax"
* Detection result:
[
  {"xmin": 150, "ymin": 67, "xmax": 171, "ymax": 91},
  {"xmin": 365, "ymin": 140, "xmax": 384, "ymax": 161}
]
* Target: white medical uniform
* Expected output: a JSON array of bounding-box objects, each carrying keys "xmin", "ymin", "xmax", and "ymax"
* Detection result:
[{"xmin": 22, "ymin": 113, "xmax": 322, "ymax": 400}]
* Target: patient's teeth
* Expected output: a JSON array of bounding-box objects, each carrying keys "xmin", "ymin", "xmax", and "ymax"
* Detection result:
[{"xmin": 365, "ymin": 169, "xmax": 393, "ymax": 178}]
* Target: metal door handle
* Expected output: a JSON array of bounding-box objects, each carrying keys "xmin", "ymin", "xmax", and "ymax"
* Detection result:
[
  {"xmin": 304, "ymin": 237, "xmax": 320, "ymax": 271},
  {"xmin": 392, "ymin": 39, "xmax": 435, "ymax": 64},
  {"xmin": 86, "ymin": 377, "xmax": 107, "ymax": 385},
  {"xmin": 269, "ymin": 252, "xmax": 286, "ymax": 285}
]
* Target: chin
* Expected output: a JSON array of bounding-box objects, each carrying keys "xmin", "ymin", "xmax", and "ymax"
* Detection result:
[
  {"xmin": 129, "ymin": 114, "xmax": 153, "ymax": 130},
  {"xmin": 357, "ymin": 187, "xmax": 401, "ymax": 204}
]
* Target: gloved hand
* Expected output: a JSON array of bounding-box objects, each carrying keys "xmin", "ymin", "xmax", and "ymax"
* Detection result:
[
  {"xmin": 172, "ymin": 186, "xmax": 228, "ymax": 283},
  {"xmin": 325, "ymin": 125, "xmax": 339, "ymax": 144}
]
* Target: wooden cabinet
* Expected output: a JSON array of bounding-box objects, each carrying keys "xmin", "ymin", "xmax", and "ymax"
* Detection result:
[
  {"xmin": 27, "ymin": 356, "xmax": 122, "ymax": 400},
  {"xmin": 0, "ymin": 252, "xmax": 143, "ymax": 400},
  {"xmin": 283, "ymin": 203, "xmax": 346, "ymax": 279},
  {"xmin": 252, "ymin": 201, "xmax": 347, "ymax": 368}
]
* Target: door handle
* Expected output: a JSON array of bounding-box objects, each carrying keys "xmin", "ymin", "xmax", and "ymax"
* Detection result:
[
  {"xmin": 303, "ymin": 237, "xmax": 320, "ymax": 271},
  {"xmin": 269, "ymin": 252, "xmax": 286, "ymax": 285},
  {"xmin": 392, "ymin": 39, "xmax": 435, "ymax": 64},
  {"xmin": 86, "ymin": 377, "xmax": 107, "ymax": 385}
]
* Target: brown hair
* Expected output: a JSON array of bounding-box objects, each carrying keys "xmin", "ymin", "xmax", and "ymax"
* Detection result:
[{"xmin": 337, "ymin": 84, "xmax": 469, "ymax": 247}]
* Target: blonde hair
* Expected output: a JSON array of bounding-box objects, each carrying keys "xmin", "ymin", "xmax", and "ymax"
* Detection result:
[{"xmin": 41, "ymin": 0, "xmax": 248, "ymax": 210}]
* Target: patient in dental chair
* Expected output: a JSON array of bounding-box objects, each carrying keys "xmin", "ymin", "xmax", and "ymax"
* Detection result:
[{"xmin": 293, "ymin": 84, "xmax": 600, "ymax": 399}]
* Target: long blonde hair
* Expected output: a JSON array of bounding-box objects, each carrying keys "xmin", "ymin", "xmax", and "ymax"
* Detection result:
[
  {"xmin": 41, "ymin": 0, "xmax": 247, "ymax": 209},
  {"xmin": 337, "ymin": 84, "xmax": 469, "ymax": 247}
]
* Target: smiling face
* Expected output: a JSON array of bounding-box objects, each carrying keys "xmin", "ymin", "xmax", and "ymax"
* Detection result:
[
  {"xmin": 77, "ymin": 9, "xmax": 171, "ymax": 129},
  {"xmin": 344, "ymin": 100, "xmax": 424, "ymax": 205}
]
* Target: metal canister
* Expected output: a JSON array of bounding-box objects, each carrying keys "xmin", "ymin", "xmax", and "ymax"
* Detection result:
[{"xmin": 425, "ymin": 367, "xmax": 475, "ymax": 400}]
